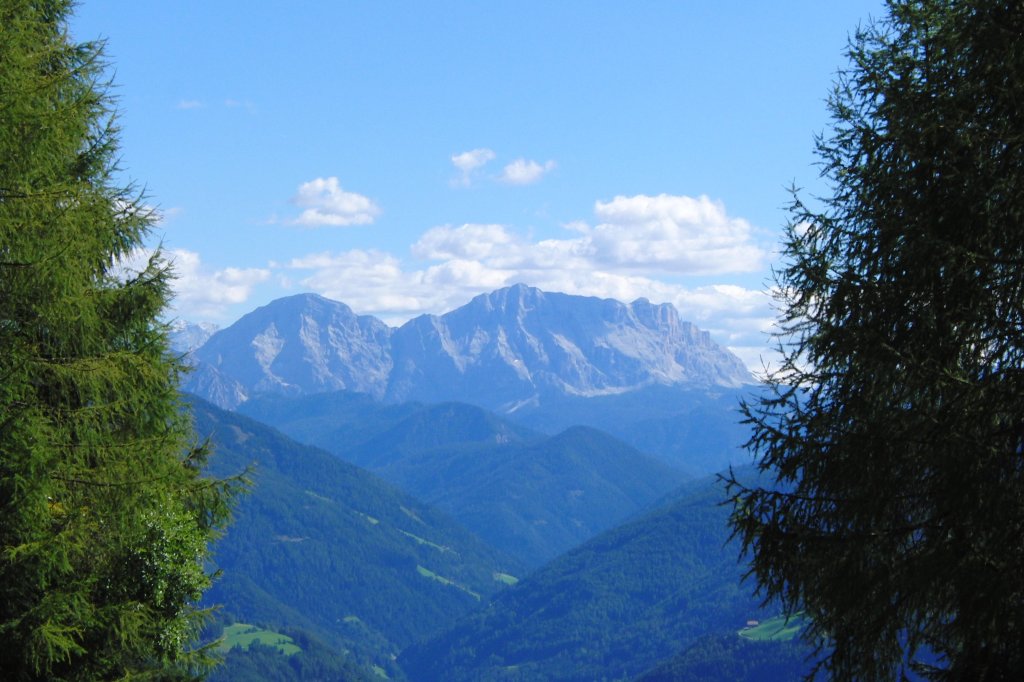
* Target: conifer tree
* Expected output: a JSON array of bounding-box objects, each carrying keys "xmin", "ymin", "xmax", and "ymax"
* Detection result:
[
  {"xmin": 728, "ymin": 1, "xmax": 1024, "ymax": 679},
  {"xmin": 0, "ymin": 1, "xmax": 238, "ymax": 679}
]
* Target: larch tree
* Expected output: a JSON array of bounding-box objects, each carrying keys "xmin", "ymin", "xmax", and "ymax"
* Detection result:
[
  {"xmin": 0, "ymin": 1, "xmax": 239, "ymax": 679},
  {"xmin": 727, "ymin": 1, "xmax": 1024, "ymax": 679}
]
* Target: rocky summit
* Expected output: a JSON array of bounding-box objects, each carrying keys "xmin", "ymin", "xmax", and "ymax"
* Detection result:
[{"xmin": 184, "ymin": 284, "xmax": 752, "ymax": 410}]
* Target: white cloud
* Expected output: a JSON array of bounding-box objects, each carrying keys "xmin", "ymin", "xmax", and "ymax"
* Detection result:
[
  {"xmin": 562, "ymin": 220, "xmax": 591, "ymax": 234},
  {"xmin": 176, "ymin": 99, "xmax": 203, "ymax": 110},
  {"xmin": 169, "ymin": 249, "xmax": 270, "ymax": 318},
  {"xmin": 586, "ymin": 194, "xmax": 764, "ymax": 274},
  {"xmin": 450, "ymin": 148, "xmax": 496, "ymax": 186},
  {"xmin": 411, "ymin": 194, "xmax": 762, "ymax": 277},
  {"xmin": 288, "ymin": 249, "xmax": 504, "ymax": 322},
  {"xmin": 411, "ymin": 224, "xmax": 514, "ymax": 261},
  {"xmin": 499, "ymin": 158, "xmax": 556, "ymax": 185},
  {"xmin": 288, "ymin": 177, "xmax": 380, "ymax": 227},
  {"xmin": 451, "ymin": 148, "xmax": 496, "ymax": 173},
  {"xmin": 111, "ymin": 247, "xmax": 270, "ymax": 322}
]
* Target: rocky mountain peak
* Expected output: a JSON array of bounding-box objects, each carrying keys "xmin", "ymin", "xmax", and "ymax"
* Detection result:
[{"xmin": 183, "ymin": 286, "xmax": 752, "ymax": 410}]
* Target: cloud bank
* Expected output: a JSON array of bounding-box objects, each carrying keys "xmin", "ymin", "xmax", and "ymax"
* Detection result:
[{"xmin": 169, "ymin": 249, "xmax": 271, "ymax": 319}]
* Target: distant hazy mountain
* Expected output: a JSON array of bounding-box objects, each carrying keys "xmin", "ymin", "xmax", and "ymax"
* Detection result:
[
  {"xmin": 509, "ymin": 383, "xmax": 756, "ymax": 474},
  {"xmin": 358, "ymin": 420, "xmax": 689, "ymax": 567},
  {"xmin": 182, "ymin": 285, "xmax": 752, "ymax": 410},
  {"xmin": 388, "ymin": 284, "xmax": 751, "ymax": 409},
  {"xmin": 168, "ymin": 319, "xmax": 219, "ymax": 353},
  {"xmin": 341, "ymin": 401, "xmax": 538, "ymax": 469},
  {"xmin": 239, "ymin": 396, "xmax": 687, "ymax": 567}
]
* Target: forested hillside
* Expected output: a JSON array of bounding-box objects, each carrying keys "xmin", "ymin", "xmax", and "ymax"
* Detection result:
[
  {"xmin": 400, "ymin": 471, "xmax": 808, "ymax": 681},
  {"xmin": 189, "ymin": 396, "xmax": 523, "ymax": 677},
  {"xmin": 240, "ymin": 395, "xmax": 689, "ymax": 567}
]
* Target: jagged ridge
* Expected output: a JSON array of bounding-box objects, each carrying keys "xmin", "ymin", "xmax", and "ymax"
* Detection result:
[{"xmin": 185, "ymin": 284, "xmax": 752, "ymax": 410}]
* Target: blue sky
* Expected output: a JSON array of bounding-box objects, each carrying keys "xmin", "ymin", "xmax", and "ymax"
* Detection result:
[{"xmin": 72, "ymin": 1, "xmax": 885, "ymax": 371}]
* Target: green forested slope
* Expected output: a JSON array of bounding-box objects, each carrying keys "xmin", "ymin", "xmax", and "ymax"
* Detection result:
[
  {"xmin": 633, "ymin": 632, "xmax": 809, "ymax": 682},
  {"xmin": 398, "ymin": 472, "xmax": 775, "ymax": 681},
  {"xmin": 237, "ymin": 389, "xmax": 423, "ymax": 454},
  {"xmin": 375, "ymin": 425, "xmax": 689, "ymax": 567},
  {"xmin": 239, "ymin": 393, "xmax": 688, "ymax": 567},
  {"xmin": 190, "ymin": 396, "xmax": 523, "ymax": 676}
]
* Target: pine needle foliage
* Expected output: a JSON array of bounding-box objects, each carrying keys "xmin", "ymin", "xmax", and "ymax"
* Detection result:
[
  {"xmin": 727, "ymin": 1, "xmax": 1024, "ymax": 679},
  {"xmin": 0, "ymin": 1, "xmax": 241, "ymax": 679}
]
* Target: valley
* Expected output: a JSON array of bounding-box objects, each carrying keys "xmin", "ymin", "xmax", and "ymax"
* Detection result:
[{"xmin": 179, "ymin": 286, "xmax": 810, "ymax": 680}]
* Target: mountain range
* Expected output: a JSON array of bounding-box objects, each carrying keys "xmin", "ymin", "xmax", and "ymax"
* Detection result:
[
  {"xmin": 182, "ymin": 284, "xmax": 752, "ymax": 413},
  {"xmin": 170, "ymin": 285, "xmax": 794, "ymax": 679},
  {"xmin": 238, "ymin": 396, "xmax": 689, "ymax": 567}
]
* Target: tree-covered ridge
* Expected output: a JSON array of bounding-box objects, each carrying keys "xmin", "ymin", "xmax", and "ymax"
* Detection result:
[
  {"xmin": 189, "ymin": 396, "xmax": 524, "ymax": 676},
  {"xmin": 0, "ymin": 2, "xmax": 238, "ymax": 679},
  {"xmin": 240, "ymin": 394, "xmax": 689, "ymax": 567},
  {"xmin": 373, "ymin": 424, "xmax": 689, "ymax": 568}
]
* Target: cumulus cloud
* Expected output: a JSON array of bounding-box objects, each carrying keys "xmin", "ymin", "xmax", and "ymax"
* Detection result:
[
  {"xmin": 411, "ymin": 224, "xmax": 515, "ymax": 261},
  {"xmin": 499, "ymin": 158, "xmax": 556, "ymax": 185},
  {"xmin": 411, "ymin": 194, "xmax": 762, "ymax": 277},
  {"xmin": 288, "ymin": 177, "xmax": 380, "ymax": 227},
  {"xmin": 587, "ymin": 194, "xmax": 764, "ymax": 274},
  {"xmin": 287, "ymin": 249, "xmax": 507, "ymax": 323},
  {"xmin": 111, "ymin": 247, "xmax": 270, "ymax": 321},
  {"xmin": 169, "ymin": 249, "xmax": 270, "ymax": 318},
  {"xmin": 176, "ymin": 99, "xmax": 203, "ymax": 110},
  {"xmin": 451, "ymin": 148, "xmax": 496, "ymax": 173},
  {"xmin": 450, "ymin": 148, "xmax": 496, "ymax": 186}
]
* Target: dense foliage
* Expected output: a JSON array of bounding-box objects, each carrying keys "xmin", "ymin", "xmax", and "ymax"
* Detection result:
[
  {"xmin": 0, "ymin": 2, "xmax": 237, "ymax": 679},
  {"xmin": 729, "ymin": 1, "xmax": 1024, "ymax": 678}
]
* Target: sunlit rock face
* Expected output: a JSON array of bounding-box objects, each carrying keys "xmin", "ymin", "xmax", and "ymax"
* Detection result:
[
  {"xmin": 187, "ymin": 293, "xmax": 393, "ymax": 407},
  {"xmin": 182, "ymin": 285, "xmax": 751, "ymax": 410},
  {"xmin": 386, "ymin": 284, "xmax": 751, "ymax": 410}
]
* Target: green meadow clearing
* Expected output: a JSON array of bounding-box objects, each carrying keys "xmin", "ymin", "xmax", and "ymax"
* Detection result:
[{"xmin": 218, "ymin": 623, "xmax": 302, "ymax": 656}]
